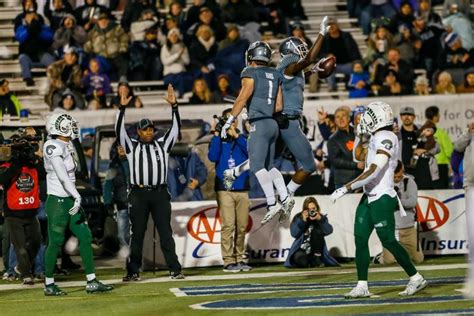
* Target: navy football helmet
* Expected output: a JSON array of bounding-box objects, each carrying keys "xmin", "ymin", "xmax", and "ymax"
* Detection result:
[
  {"xmin": 279, "ymin": 37, "xmax": 309, "ymax": 60},
  {"xmin": 245, "ymin": 41, "xmax": 272, "ymax": 65}
]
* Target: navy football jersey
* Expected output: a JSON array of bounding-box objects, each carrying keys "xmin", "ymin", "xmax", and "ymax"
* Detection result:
[
  {"xmin": 241, "ymin": 66, "xmax": 281, "ymax": 119},
  {"xmin": 277, "ymin": 54, "xmax": 305, "ymax": 116}
]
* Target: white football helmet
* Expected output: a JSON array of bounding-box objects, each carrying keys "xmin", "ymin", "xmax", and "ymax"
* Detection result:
[
  {"xmin": 361, "ymin": 101, "xmax": 394, "ymax": 134},
  {"xmin": 46, "ymin": 113, "xmax": 79, "ymax": 139}
]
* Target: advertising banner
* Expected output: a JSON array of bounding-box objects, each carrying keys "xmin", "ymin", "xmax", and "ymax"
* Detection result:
[{"xmin": 143, "ymin": 190, "xmax": 468, "ymax": 269}]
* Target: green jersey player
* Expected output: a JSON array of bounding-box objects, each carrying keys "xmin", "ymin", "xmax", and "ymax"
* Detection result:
[
  {"xmin": 330, "ymin": 101, "xmax": 427, "ymax": 298},
  {"xmin": 43, "ymin": 113, "xmax": 113, "ymax": 296}
]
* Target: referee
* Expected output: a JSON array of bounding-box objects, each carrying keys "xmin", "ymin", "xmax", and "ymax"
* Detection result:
[{"xmin": 116, "ymin": 84, "xmax": 184, "ymax": 281}]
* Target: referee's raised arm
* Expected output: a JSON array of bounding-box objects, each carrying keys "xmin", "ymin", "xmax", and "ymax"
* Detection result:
[
  {"xmin": 160, "ymin": 84, "xmax": 181, "ymax": 153},
  {"xmin": 115, "ymin": 94, "xmax": 134, "ymax": 154}
]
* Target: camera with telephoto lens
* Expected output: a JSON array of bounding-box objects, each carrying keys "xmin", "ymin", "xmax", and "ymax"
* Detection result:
[
  {"xmin": 213, "ymin": 114, "xmax": 231, "ymax": 142},
  {"xmin": 0, "ymin": 134, "xmax": 41, "ymax": 162}
]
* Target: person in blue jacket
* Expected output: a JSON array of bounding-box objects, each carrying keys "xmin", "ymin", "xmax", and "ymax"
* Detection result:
[
  {"xmin": 285, "ymin": 196, "xmax": 339, "ymax": 268},
  {"xmin": 208, "ymin": 108, "xmax": 251, "ymax": 272},
  {"xmin": 167, "ymin": 146, "xmax": 207, "ymax": 201}
]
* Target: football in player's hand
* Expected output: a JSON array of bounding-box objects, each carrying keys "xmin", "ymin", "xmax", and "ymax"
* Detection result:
[{"xmin": 316, "ymin": 56, "xmax": 336, "ymax": 79}]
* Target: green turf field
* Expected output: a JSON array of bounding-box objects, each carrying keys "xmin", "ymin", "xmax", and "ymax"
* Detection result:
[{"xmin": 1, "ymin": 256, "xmax": 473, "ymax": 315}]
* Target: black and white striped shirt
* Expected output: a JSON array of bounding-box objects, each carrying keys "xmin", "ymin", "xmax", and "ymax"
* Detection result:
[{"xmin": 115, "ymin": 107, "xmax": 181, "ymax": 186}]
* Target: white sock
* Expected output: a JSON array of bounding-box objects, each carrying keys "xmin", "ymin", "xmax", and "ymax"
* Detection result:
[
  {"xmin": 86, "ymin": 273, "xmax": 96, "ymax": 282},
  {"xmin": 255, "ymin": 169, "xmax": 276, "ymax": 206},
  {"xmin": 234, "ymin": 160, "xmax": 250, "ymax": 177},
  {"xmin": 286, "ymin": 180, "xmax": 301, "ymax": 195},
  {"xmin": 45, "ymin": 277, "xmax": 55, "ymax": 286},
  {"xmin": 357, "ymin": 280, "xmax": 368, "ymax": 289},
  {"xmin": 269, "ymin": 168, "xmax": 288, "ymax": 202},
  {"xmin": 410, "ymin": 272, "xmax": 423, "ymax": 282}
]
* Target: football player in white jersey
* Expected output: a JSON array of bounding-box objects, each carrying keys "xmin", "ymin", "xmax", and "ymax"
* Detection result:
[
  {"xmin": 330, "ymin": 101, "xmax": 427, "ymax": 298},
  {"xmin": 43, "ymin": 113, "xmax": 113, "ymax": 296}
]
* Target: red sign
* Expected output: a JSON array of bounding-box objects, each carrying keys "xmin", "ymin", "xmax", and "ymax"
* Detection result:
[{"xmin": 416, "ymin": 196, "xmax": 450, "ymax": 232}]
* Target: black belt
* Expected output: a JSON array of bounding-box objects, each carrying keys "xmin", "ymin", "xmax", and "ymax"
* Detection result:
[
  {"xmin": 282, "ymin": 113, "xmax": 301, "ymax": 120},
  {"xmin": 131, "ymin": 184, "xmax": 167, "ymax": 191}
]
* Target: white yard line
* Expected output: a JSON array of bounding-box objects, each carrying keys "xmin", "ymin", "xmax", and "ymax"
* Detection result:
[{"xmin": 0, "ymin": 263, "xmax": 468, "ymax": 292}]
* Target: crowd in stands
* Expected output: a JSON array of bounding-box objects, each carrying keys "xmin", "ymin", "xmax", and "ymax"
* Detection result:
[{"xmin": 7, "ymin": 0, "xmax": 472, "ymax": 114}]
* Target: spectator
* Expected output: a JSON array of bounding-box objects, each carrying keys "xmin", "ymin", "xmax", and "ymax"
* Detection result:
[
  {"xmin": 185, "ymin": 0, "xmax": 220, "ymax": 31},
  {"xmin": 425, "ymin": 105, "xmax": 454, "ymax": 189},
  {"xmin": 0, "ymin": 133, "xmax": 45, "ymax": 285},
  {"xmin": 398, "ymin": 106, "xmax": 418, "ymax": 176},
  {"xmin": 453, "ymin": 121, "xmax": 474, "ymax": 299},
  {"xmin": 382, "ymin": 161, "xmax": 424, "ymax": 264},
  {"xmin": 121, "ymin": 0, "xmax": 159, "ymax": 33},
  {"xmin": 82, "ymin": 58, "xmax": 111, "ymax": 109},
  {"xmin": 189, "ymin": 78, "xmax": 215, "ymax": 104},
  {"xmin": 46, "ymin": 45, "xmax": 83, "ymax": 109},
  {"xmin": 412, "ymin": 120, "xmax": 440, "ymax": 189},
  {"xmin": 364, "ymin": 24, "xmax": 394, "ymax": 66},
  {"xmin": 189, "ymin": 25, "xmax": 218, "ymax": 88},
  {"xmin": 320, "ymin": 17, "xmax": 362, "ymax": 91},
  {"xmin": 348, "ymin": 61, "xmax": 370, "ymax": 98},
  {"xmin": 279, "ymin": 0, "xmax": 307, "ymax": 21},
  {"xmin": 457, "ymin": 69, "xmax": 474, "ymax": 93},
  {"xmin": 168, "ymin": 147, "xmax": 208, "ymax": 201},
  {"xmin": 443, "ymin": 0, "xmax": 471, "ymax": 18},
  {"xmin": 129, "ymin": 9, "xmax": 164, "ymax": 81},
  {"xmin": 374, "ymin": 48, "xmax": 414, "ymax": 93},
  {"xmin": 284, "ymin": 197, "xmax": 338, "ymax": 268},
  {"xmin": 412, "ymin": 12, "xmax": 444, "ymax": 79},
  {"xmin": 55, "ymin": 88, "xmax": 78, "ymax": 111},
  {"xmin": 252, "ymin": 0, "xmax": 287, "ymax": 36},
  {"xmin": 221, "ymin": 0, "xmax": 258, "ymax": 26},
  {"xmin": 212, "ymin": 74, "xmax": 236, "ymax": 103},
  {"xmin": 378, "ymin": 70, "xmax": 404, "ymax": 96},
  {"xmin": 414, "ymin": 75, "xmax": 430, "ymax": 95},
  {"xmin": 208, "ymin": 108, "xmax": 251, "ymax": 272},
  {"xmin": 51, "ymin": 14, "xmax": 87, "ymax": 57},
  {"xmin": 44, "ymin": 0, "xmax": 73, "ymax": 31},
  {"xmin": 327, "ymin": 107, "xmax": 364, "ymax": 189},
  {"xmin": 187, "ymin": 6, "xmax": 226, "ymax": 43},
  {"xmin": 214, "ymin": 25, "xmax": 248, "ymax": 92},
  {"xmin": 388, "ymin": 0, "xmax": 415, "ymax": 34},
  {"xmin": 74, "ymin": 0, "xmax": 108, "ymax": 32},
  {"xmin": 109, "ymin": 78, "xmax": 143, "ymax": 109},
  {"xmin": 438, "ymin": 33, "xmax": 474, "ymax": 70},
  {"xmin": 393, "ymin": 24, "xmax": 416, "ymax": 64},
  {"xmin": 435, "ymin": 71, "xmax": 456, "ymax": 94},
  {"xmin": 0, "ymin": 80, "xmax": 22, "ymax": 119},
  {"xmin": 161, "ymin": 28, "xmax": 191, "ymax": 97},
  {"xmin": 84, "ymin": 12, "xmax": 129, "ymax": 80},
  {"xmin": 358, "ymin": 0, "xmax": 396, "ymax": 35},
  {"xmin": 442, "ymin": 3, "xmax": 473, "ymax": 50},
  {"xmin": 103, "ymin": 142, "xmax": 130, "ymax": 253},
  {"xmin": 14, "ymin": 0, "xmax": 55, "ymax": 87},
  {"xmin": 418, "ymin": 0, "xmax": 442, "ymax": 25},
  {"xmin": 168, "ymin": 1, "xmax": 186, "ymax": 33}
]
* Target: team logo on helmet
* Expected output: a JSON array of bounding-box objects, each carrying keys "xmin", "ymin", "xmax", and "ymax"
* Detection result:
[{"xmin": 279, "ymin": 37, "xmax": 308, "ymax": 60}]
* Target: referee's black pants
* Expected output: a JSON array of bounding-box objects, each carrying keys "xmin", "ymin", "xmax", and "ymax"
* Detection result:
[{"xmin": 127, "ymin": 186, "xmax": 182, "ymax": 274}]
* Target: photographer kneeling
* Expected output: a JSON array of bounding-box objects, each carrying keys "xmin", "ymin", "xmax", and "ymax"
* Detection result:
[
  {"xmin": 0, "ymin": 131, "xmax": 44, "ymax": 284},
  {"xmin": 285, "ymin": 197, "xmax": 338, "ymax": 268}
]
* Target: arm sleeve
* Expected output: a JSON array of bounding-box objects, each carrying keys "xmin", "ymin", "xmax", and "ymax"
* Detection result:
[
  {"xmin": 290, "ymin": 216, "xmax": 307, "ymax": 239},
  {"xmin": 234, "ymin": 135, "xmax": 249, "ymax": 158},
  {"xmin": 327, "ymin": 138, "xmax": 358, "ymax": 170},
  {"xmin": 319, "ymin": 215, "xmax": 334, "ymax": 236},
  {"xmin": 350, "ymin": 153, "xmax": 388, "ymax": 190},
  {"xmin": 401, "ymin": 177, "xmax": 418, "ymax": 210},
  {"xmin": 0, "ymin": 164, "xmax": 21, "ymax": 187},
  {"xmin": 160, "ymin": 107, "xmax": 181, "ymax": 153},
  {"xmin": 194, "ymin": 154, "xmax": 208, "ymax": 186},
  {"xmin": 317, "ymin": 122, "xmax": 331, "ymax": 140},
  {"xmin": 207, "ymin": 136, "xmax": 222, "ymax": 162},
  {"xmin": 50, "ymin": 156, "xmax": 80, "ymax": 199},
  {"xmin": 115, "ymin": 108, "xmax": 133, "ymax": 154}
]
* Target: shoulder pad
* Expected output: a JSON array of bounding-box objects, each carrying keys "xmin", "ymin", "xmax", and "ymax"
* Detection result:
[{"xmin": 240, "ymin": 66, "xmax": 256, "ymax": 79}]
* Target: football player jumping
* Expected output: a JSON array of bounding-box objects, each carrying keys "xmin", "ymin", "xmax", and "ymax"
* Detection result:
[{"xmin": 330, "ymin": 101, "xmax": 428, "ymax": 298}]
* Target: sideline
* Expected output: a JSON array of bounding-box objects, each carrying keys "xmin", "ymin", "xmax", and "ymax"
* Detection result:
[{"xmin": 0, "ymin": 263, "xmax": 467, "ymax": 292}]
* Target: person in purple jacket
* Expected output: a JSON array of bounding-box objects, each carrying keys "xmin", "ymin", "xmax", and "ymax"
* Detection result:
[{"xmin": 82, "ymin": 58, "xmax": 111, "ymax": 109}]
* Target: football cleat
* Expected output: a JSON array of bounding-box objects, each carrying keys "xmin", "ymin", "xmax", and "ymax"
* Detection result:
[
  {"xmin": 122, "ymin": 273, "xmax": 141, "ymax": 282},
  {"xmin": 44, "ymin": 283, "xmax": 67, "ymax": 296},
  {"xmin": 86, "ymin": 279, "xmax": 114, "ymax": 294},
  {"xmin": 398, "ymin": 277, "xmax": 428, "ymax": 296},
  {"xmin": 170, "ymin": 271, "xmax": 185, "ymax": 280},
  {"xmin": 279, "ymin": 197, "xmax": 295, "ymax": 223},
  {"xmin": 261, "ymin": 204, "xmax": 282, "ymax": 225},
  {"xmin": 344, "ymin": 286, "xmax": 372, "ymax": 299}
]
